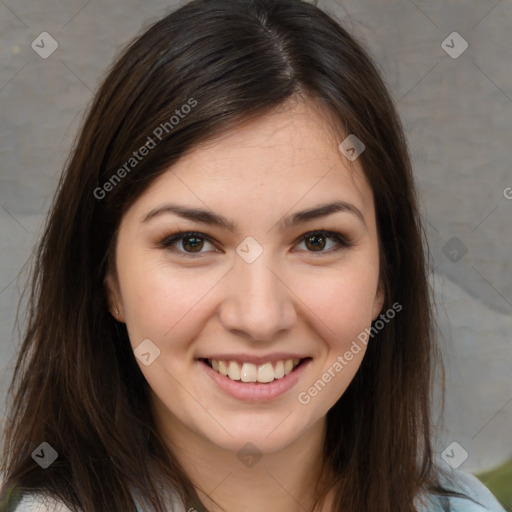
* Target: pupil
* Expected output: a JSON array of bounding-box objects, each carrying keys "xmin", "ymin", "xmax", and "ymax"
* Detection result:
[
  {"xmin": 184, "ymin": 236, "xmax": 203, "ymax": 252},
  {"xmin": 306, "ymin": 234, "xmax": 325, "ymax": 251}
]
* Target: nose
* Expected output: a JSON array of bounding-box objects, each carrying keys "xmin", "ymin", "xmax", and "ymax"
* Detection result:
[{"xmin": 218, "ymin": 253, "xmax": 297, "ymax": 342}]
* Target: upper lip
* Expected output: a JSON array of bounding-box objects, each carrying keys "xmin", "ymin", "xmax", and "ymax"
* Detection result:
[{"xmin": 198, "ymin": 353, "xmax": 310, "ymax": 365}]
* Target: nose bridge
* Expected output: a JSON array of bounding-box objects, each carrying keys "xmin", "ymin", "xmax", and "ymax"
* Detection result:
[{"xmin": 219, "ymin": 249, "xmax": 295, "ymax": 340}]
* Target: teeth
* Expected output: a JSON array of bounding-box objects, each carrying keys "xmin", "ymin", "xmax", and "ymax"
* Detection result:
[
  {"xmin": 228, "ymin": 361, "xmax": 241, "ymax": 380},
  {"xmin": 218, "ymin": 360, "xmax": 228, "ymax": 376},
  {"xmin": 257, "ymin": 362, "xmax": 274, "ymax": 383},
  {"xmin": 241, "ymin": 362, "xmax": 257, "ymax": 382},
  {"xmin": 208, "ymin": 358, "xmax": 302, "ymax": 383},
  {"xmin": 274, "ymin": 361, "xmax": 284, "ymax": 379},
  {"xmin": 274, "ymin": 360, "xmax": 284, "ymax": 379}
]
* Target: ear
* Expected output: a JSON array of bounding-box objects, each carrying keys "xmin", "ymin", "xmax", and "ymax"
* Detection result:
[
  {"xmin": 371, "ymin": 280, "xmax": 385, "ymax": 321},
  {"xmin": 104, "ymin": 272, "xmax": 125, "ymax": 322}
]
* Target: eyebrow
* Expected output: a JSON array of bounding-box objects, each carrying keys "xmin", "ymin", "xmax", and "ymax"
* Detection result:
[{"xmin": 141, "ymin": 200, "xmax": 366, "ymax": 230}]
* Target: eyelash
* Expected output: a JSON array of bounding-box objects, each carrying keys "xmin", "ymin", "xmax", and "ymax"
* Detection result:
[{"xmin": 157, "ymin": 230, "xmax": 353, "ymax": 258}]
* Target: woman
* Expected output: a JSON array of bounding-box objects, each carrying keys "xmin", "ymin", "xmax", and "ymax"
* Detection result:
[{"xmin": 0, "ymin": 0, "xmax": 506, "ymax": 511}]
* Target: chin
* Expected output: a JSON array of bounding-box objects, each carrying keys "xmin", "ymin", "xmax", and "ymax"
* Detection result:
[{"xmin": 196, "ymin": 411, "xmax": 318, "ymax": 456}]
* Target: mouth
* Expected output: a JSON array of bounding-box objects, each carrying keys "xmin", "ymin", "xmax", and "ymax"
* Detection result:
[{"xmin": 199, "ymin": 357, "xmax": 310, "ymax": 384}]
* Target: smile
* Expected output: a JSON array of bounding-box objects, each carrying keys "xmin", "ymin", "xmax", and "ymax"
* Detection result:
[{"xmin": 202, "ymin": 358, "xmax": 305, "ymax": 383}]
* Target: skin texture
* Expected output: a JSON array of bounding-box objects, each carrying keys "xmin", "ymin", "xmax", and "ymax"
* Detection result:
[{"xmin": 105, "ymin": 98, "xmax": 384, "ymax": 512}]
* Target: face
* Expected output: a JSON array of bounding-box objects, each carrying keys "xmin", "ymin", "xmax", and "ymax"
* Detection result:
[{"xmin": 105, "ymin": 99, "xmax": 384, "ymax": 456}]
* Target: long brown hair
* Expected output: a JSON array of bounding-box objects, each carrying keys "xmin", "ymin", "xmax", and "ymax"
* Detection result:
[{"xmin": 1, "ymin": 0, "xmax": 471, "ymax": 510}]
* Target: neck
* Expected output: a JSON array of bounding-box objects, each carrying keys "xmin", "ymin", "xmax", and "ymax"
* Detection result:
[{"xmin": 155, "ymin": 409, "xmax": 331, "ymax": 512}]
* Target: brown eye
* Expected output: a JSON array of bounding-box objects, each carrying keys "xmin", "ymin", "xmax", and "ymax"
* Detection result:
[
  {"xmin": 304, "ymin": 233, "xmax": 327, "ymax": 251},
  {"xmin": 296, "ymin": 231, "xmax": 352, "ymax": 254},
  {"xmin": 158, "ymin": 231, "xmax": 217, "ymax": 256},
  {"xmin": 181, "ymin": 235, "xmax": 204, "ymax": 252}
]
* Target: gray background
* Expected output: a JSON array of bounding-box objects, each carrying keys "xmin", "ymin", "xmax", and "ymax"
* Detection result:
[{"xmin": 1, "ymin": 0, "xmax": 511, "ymax": 474}]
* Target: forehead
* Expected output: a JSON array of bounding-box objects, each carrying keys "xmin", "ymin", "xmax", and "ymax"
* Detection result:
[{"xmin": 129, "ymin": 98, "xmax": 374, "ymax": 226}]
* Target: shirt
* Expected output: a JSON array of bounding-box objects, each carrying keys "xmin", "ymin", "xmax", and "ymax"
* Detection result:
[{"xmin": 12, "ymin": 470, "xmax": 507, "ymax": 511}]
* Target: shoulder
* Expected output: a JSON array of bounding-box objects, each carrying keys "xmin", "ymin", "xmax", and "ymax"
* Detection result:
[
  {"xmin": 11, "ymin": 494, "xmax": 75, "ymax": 512},
  {"xmin": 419, "ymin": 470, "xmax": 506, "ymax": 512},
  {"xmin": 12, "ymin": 488, "xmax": 185, "ymax": 512}
]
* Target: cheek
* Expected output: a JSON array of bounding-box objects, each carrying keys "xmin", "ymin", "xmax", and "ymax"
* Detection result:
[
  {"xmin": 117, "ymin": 248, "xmax": 225, "ymax": 343},
  {"xmin": 117, "ymin": 238, "xmax": 379, "ymax": 354},
  {"xmin": 294, "ymin": 270, "xmax": 377, "ymax": 411},
  {"xmin": 292, "ymin": 261, "xmax": 379, "ymax": 342}
]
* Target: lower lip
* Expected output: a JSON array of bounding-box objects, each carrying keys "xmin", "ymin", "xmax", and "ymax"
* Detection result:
[{"xmin": 199, "ymin": 359, "xmax": 311, "ymax": 402}]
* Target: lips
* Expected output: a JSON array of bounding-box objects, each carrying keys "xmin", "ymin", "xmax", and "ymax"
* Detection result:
[{"xmin": 198, "ymin": 356, "xmax": 312, "ymax": 402}]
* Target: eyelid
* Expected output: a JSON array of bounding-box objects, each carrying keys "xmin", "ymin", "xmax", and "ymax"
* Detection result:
[
  {"xmin": 294, "ymin": 231, "xmax": 354, "ymax": 256},
  {"xmin": 157, "ymin": 231, "xmax": 219, "ymax": 258},
  {"xmin": 157, "ymin": 229, "xmax": 353, "ymax": 257}
]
